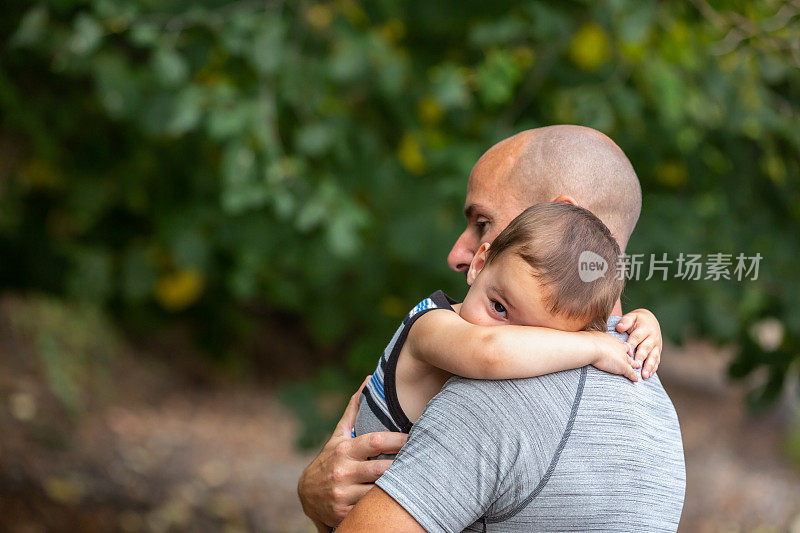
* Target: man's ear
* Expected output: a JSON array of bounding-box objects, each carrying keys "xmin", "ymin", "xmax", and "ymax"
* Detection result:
[
  {"xmin": 552, "ymin": 194, "xmax": 578, "ymax": 206},
  {"xmin": 466, "ymin": 242, "xmax": 491, "ymax": 286}
]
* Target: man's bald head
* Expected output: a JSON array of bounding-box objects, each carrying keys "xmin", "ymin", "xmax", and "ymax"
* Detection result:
[{"xmin": 473, "ymin": 125, "xmax": 641, "ymax": 251}]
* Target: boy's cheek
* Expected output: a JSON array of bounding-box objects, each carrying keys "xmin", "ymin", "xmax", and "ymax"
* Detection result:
[{"xmin": 460, "ymin": 305, "xmax": 498, "ymax": 327}]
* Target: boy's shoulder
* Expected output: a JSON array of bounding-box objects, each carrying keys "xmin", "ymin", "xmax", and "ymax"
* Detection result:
[{"xmin": 406, "ymin": 290, "xmax": 457, "ymax": 318}]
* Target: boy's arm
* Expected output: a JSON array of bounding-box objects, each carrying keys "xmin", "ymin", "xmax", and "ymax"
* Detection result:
[{"xmin": 407, "ymin": 310, "xmax": 638, "ymax": 381}]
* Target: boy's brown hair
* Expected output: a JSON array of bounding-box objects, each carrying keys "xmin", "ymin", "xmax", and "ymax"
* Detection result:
[{"xmin": 485, "ymin": 202, "xmax": 624, "ymax": 331}]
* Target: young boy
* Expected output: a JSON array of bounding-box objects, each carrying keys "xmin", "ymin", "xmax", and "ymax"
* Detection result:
[{"xmin": 355, "ymin": 202, "xmax": 662, "ymax": 438}]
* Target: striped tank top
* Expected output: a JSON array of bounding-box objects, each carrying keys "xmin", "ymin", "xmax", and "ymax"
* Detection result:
[{"xmin": 353, "ymin": 290, "xmax": 457, "ymax": 439}]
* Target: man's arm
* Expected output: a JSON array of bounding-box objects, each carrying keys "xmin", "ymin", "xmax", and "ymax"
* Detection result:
[
  {"xmin": 371, "ymin": 378, "xmax": 524, "ymax": 532},
  {"xmin": 364, "ymin": 375, "xmax": 577, "ymax": 532},
  {"xmin": 337, "ymin": 487, "xmax": 425, "ymax": 532},
  {"xmin": 297, "ymin": 377, "xmax": 408, "ymax": 530}
]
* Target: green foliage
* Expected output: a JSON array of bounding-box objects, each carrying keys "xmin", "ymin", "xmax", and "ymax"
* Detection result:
[
  {"xmin": 8, "ymin": 295, "xmax": 119, "ymax": 415},
  {"xmin": 1, "ymin": 0, "xmax": 799, "ymax": 425}
]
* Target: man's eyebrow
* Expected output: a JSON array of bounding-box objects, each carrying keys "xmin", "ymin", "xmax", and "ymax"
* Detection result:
[{"xmin": 464, "ymin": 204, "xmax": 489, "ymax": 219}]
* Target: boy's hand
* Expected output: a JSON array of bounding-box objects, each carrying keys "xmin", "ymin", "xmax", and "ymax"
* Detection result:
[
  {"xmin": 588, "ymin": 332, "xmax": 639, "ymax": 382},
  {"xmin": 616, "ymin": 308, "xmax": 662, "ymax": 379}
]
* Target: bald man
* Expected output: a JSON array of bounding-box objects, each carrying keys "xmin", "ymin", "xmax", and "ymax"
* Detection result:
[{"xmin": 299, "ymin": 126, "xmax": 686, "ymax": 532}]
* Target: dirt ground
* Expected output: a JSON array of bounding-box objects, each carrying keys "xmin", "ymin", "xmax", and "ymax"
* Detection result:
[
  {"xmin": 0, "ymin": 295, "xmax": 799, "ymax": 532},
  {"xmin": 662, "ymin": 343, "xmax": 800, "ymax": 532}
]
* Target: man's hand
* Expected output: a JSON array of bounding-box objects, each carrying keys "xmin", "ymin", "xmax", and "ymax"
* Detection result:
[{"xmin": 297, "ymin": 376, "xmax": 408, "ymax": 530}]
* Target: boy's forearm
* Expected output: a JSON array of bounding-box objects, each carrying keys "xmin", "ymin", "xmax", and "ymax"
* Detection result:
[
  {"xmin": 469, "ymin": 327, "xmax": 599, "ymax": 379},
  {"xmin": 410, "ymin": 312, "xmax": 599, "ymax": 380}
]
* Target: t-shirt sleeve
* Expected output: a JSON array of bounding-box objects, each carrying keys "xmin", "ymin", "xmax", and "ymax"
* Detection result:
[{"xmin": 375, "ymin": 375, "xmax": 574, "ymax": 533}]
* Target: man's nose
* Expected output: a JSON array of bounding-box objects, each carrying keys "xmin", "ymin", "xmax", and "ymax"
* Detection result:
[{"xmin": 447, "ymin": 230, "xmax": 475, "ymax": 272}]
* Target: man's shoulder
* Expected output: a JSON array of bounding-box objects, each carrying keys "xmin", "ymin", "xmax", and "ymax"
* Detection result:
[
  {"xmin": 434, "ymin": 364, "xmax": 675, "ymax": 427},
  {"xmin": 442, "ymin": 368, "xmax": 584, "ymax": 396},
  {"xmin": 431, "ymin": 369, "xmax": 586, "ymax": 427},
  {"xmin": 442, "ymin": 367, "xmax": 586, "ymax": 394}
]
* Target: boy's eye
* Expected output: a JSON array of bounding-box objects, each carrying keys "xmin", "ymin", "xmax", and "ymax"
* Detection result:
[
  {"xmin": 475, "ymin": 219, "xmax": 489, "ymax": 233},
  {"xmin": 491, "ymin": 300, "xmax": 507, "ymax": 317}
]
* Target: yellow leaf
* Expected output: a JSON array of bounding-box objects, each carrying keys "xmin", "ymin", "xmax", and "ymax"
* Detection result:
[
  {"xmin": 620, "ymin": 42, "xmax": 645, "ymax": 63},
  {"xmin": 569, "ymin": 23, "xmax": 611, "ymax": 71},
  {"xmin": 305, "ymin": 4, "xmax": 333, "ymax": 30},
  {"xmin": 380, "ymin": 18, "xmax": 405, "ymax": 43},
  {"xmin": 655, "ymin": 161, "xmax": 688, "ymax": 187},
  {"xmin": 336, "ymin": 0, "xmax": 368, "ymax": 26},
  {"xmin": 19, "ymin": 160, "xmax": 62, "ymax": 190},
  {"xmin": 512, "ymin": 46, "xmax": 535, "ymax": 69},
  {"xmin": 398, "ymin": 133, "xmax": 427, "ymax": 175},
  {"xmin": 763, "ymin": 154, "xmax": 786, "ymax": 184},
  {"xmin": 154, "ymin": 269, "xmax": 205, "ymax": 311},
  {"xmin": 417, "ymin": 97, "xmax": 443, "ymax": 125},
  {"xmin": 668, "ymin": 21, "xmax": 690, "ymax": 46}
]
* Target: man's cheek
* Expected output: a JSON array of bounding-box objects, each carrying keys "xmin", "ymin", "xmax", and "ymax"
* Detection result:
[{"xmin": 486, "ymin": 229, "xmax": 504, "ymax": 244}]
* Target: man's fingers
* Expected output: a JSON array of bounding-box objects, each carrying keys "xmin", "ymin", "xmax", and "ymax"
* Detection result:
[
  {"xmin": 350, "ymin": 483, "xmax": 374, "ymax": 503},
  {"xmin": 353, "ymin": 458, "xmax": 393, "ymax": 483},
  {"xmin": 335, "ymin": 483, "xmax": 376, "ymax": 512},
  {"xmin": 337, "ymin": 376, "xmax": 371, "ymax": 436},
  {"xmin": 349, "ymin": 431, "xmax": 408, "ymax": 461},
  {"xmin": 334, "ymin": 483, "xmax": 374, "ymax": 521}
]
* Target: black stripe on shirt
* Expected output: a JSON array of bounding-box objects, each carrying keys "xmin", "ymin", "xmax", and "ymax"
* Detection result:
[{"xmin": 361, "ymin": 387, "xmax": 403, "ymax": 433}]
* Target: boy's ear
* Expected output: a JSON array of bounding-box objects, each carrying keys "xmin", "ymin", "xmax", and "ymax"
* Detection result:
[{"xmin": 466, "ymin": 242, "xmax": 491, "ymax": 286}]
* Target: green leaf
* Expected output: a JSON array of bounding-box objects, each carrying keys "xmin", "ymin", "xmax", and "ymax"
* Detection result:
[
  {"xmin": 250, "ymin": 19, "xmax": 284, "ymax": 74},
  {"xmin": 66, "ymin": 248, "xmax": 113, "ymax": 303},
  {"xmin": 11, "ymin": 5, "xmax": 49, "ymax": 47},
  {"xmin": 70, "ymin": 13, "xmax": 103, "ymax": 56},
  {"xmin": 121, "ymin": 245, "xmax": 157, "ymax": 303},
  {"xmin": 152, "ymin": 48, "xmax": 189, "ymax": 87},
  {"xmin": 295, "ymin": 123, "xmax": 333, "ymax": 156},
  {"xmin": 430, "ymin": 63, "xmax": 471, "ymax": 109},
  {"xmin": 165, "ymin": 86, "xmax": 203, "ymax": 136}
]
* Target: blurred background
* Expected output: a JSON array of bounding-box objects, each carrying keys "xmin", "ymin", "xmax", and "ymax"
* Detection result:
[{"xmin": 1, "ymin": 0, "xmax": 799, "ymax": 531}]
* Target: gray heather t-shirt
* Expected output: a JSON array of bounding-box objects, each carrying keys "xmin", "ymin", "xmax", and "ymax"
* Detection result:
[{"xmin": 375, "ymin": 317, "xmax": 686, "ymax": 532}]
